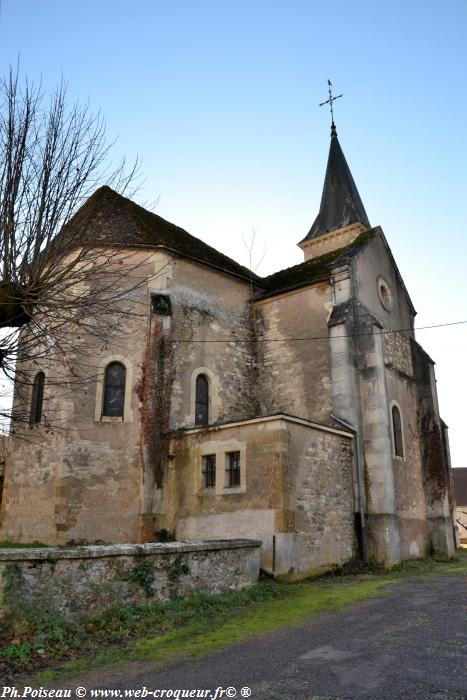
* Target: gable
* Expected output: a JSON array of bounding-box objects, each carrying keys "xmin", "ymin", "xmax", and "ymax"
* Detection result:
[{"xmin": 352, "ymin": 229, "xmax": 417, "ymax": 332}]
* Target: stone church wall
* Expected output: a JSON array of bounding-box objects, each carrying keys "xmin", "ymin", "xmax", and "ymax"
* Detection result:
[
  {"xmin": 164, "ymin": 416, "xmax": 355, "ymax": 579},
  {"xmin": 165, "ymin": 417, "xmax": 292, "ymax": 549},
  {"xmin": 350, "ymin": 229, "xmax": 455, "ymax": 560},
  {"xmin": 343, "ymin": 235, "xmax": 455, "ymax": 562},
  {"xmin": 1, "ymin": 227, "xmax": 456, "ymax": 568},
  {"xmin": 276, "ymin": 421, "xmax": 355, "ymax": 578},
  {"xmin": 0, "ymin": 246, "xmax": 161, "ymax": 545},
  {"xmin": 354, "ymin": 233, "xmax": 415, "ymax": 335},
  {"xmin": 167, "ymin": 257, "xmax": 258, "ymax": 427},
  {"xmin": 411, "ymin": 341, "xmax": 455, "ymax": 556},
  {"xmin": 1, "ymin": 250, "xmax": 260, "ymax": 545},
  {"xmin": 255, "ymin": 282, "xmax": 334, "ymax": 424},
  {"xmin": 384, "ymin": 331, "xmax": 413, "ymax": 377},
  {"xmin": 384, "ymin": 365, "xmax": 430, "ymax": 559}
]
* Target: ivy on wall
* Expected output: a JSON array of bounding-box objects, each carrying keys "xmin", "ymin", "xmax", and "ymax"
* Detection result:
[{"xmin": 136, "ymin": 317, "xmax": 175, "ymax": 489}]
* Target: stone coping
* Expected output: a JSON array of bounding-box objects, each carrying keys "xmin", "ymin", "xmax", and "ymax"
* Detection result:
[
  {"xmin": 175, "ymin": 412, "xmax": 353, "ymax": 438},
  {"xmin": 0, "ymin": 539, "xmax": 262, "ymax": 561}
]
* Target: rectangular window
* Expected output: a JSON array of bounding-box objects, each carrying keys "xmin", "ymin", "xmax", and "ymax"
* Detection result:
[
  {"xmin": 202, "ymin": 454, "xmax": 216, "ymax": 489},
  {"xmin": 226, "ymin": 451, "xmax": 241, "ymax": 488}
]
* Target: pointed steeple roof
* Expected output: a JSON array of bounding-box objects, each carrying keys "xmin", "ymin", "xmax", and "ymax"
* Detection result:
[{"xmin": 301, "ymin": 123, "xmax": 370, "ymax": 242}]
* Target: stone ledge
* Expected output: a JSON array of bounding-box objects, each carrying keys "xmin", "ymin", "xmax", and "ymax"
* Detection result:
[
  {"xmin": 0, "ymin": 538, "xmax": 262, "ymax": 561},
  {"xmin": 174, "ymin": 413, "xmax": 353, "ymax": 439}
]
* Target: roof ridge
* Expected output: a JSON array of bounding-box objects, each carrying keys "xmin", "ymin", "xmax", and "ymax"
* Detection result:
[{"xmin": 61, "ymin": 186, "xmax": 263, "ymax": 284}]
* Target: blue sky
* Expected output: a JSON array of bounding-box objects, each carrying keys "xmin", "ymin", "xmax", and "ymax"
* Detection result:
[{"xmin": 0, "ymin": 0, "xmax": 466, "ymax": 466}]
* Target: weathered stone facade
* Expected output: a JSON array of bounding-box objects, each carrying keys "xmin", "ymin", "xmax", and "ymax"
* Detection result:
[
  {"xmin": 257, "ymin": 283, "xmax": 334, "ymax": 423},
  {"xmin": 0, "ymin": 125, "xmax": 457, "ymax": 580},
  {"xmin": 0, "ymin": 540, "xmax": 260, "ymax": 619},
  {"xmin": 164, "ymin": 416, "xmax": 354, "ymax": 578},
  {"xmin": 384, "ymin": 331, "xmax": 413, "ymax": 377}
]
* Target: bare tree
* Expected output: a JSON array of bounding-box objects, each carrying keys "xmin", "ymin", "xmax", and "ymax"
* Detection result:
[{"xmin": 0, "ymin": 66, "xmax": 148, "ymax": 429}]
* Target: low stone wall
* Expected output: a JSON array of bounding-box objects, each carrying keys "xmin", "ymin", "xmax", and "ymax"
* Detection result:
[{"xmin": 0, "ymin": 539, "xmax": 261, "ymax": 619}]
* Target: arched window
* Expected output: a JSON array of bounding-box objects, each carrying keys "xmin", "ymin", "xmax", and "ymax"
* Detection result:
[
  {"xmin": 195, "ymin": 374, "xmax": 209, "ymax": 426},
  {"xmin": 392, "ymin": 404, "xmax": 404, "ymax": 458},
  {"xmin": 30, "ymin": 371, "xmax": 45, "ymax": 425},
  {"xmin": 102, "ymin": 362, "xmax": 126, "ymax": 417}
]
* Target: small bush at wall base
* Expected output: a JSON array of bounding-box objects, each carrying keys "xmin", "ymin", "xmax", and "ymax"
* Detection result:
[{"xmin": 129, "ymin": 560, "xmax": 156, "ymax": 597}]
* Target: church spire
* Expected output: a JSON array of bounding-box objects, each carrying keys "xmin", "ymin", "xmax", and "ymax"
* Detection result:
[
  {"xmin": 303, "ymin": 123, "xmax": 370, "ymax": 242},
  {"xmin": 298, "ymin": 83, "xmax": 371, "ymax": 260}
]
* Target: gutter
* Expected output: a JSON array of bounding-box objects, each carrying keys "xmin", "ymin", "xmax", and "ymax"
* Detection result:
[{"xmin": 331, "ymin": 414, "xmax": 368, "ymax": 562}]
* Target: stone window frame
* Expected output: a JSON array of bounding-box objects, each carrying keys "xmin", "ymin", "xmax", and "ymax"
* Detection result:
[
  {"xmin": 196, "ymin": 438, "xmax": 246, "ymax": 495},
  {"xmin": 195, "ymin": 374, "xmax": 209, "ymax": 426},
  {"xmin": 225, "ymin": 450, "xmax": 241, "ymax": 488},
  {"xmin": 377, "ymin": 275, "xmax": 394, "ymax": 312},
  {"xmin": 190, "ymin": 367, "xmax": 220, "ymax": 426},
  {"xmin": 389, "ymin": 400, "xmax": 405, "ymax": 460},
  {"xmin": 201, "ymin": 453, "xmax": 216, "ymax": 489},
  {"xmin": 95, "ymin": 354, "xmax": 133, "ymax": 423},
  {"xmin": 102, "ymin": 361, "xmax": 126, "ymax": 418}
]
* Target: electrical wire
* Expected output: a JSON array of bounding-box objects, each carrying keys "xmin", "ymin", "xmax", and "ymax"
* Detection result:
[{"xmin": 171, "ymin": 319, "xmax": 467, "ymax": 344}]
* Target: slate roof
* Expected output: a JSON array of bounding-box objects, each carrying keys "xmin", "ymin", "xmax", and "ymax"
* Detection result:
[
  {"xmin": 61, "ymin": 187, "xmax": 377, "ymax": 297},
  {"xmin": 258, "ymin": 228, "xmax": 377, "ymax": 298},
  {"xmin": 300, "ymin": 123, "xmax": 371, "ymax": 243},
  {"xmin": 60, "ymin": 186, "xmax": 261, "ymax": 283}
]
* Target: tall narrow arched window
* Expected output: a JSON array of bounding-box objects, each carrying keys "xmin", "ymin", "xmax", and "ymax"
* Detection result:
[
  {"xmin": 392, "ymin": 404, "xmax": 404, "ymax": 458},
  {"xmin": 30, "ymin": 371, "xmax": 45, "ymax": 425},
  {"xmin": 102, "ymin": 362, "xmax": 126, "ymax": 417},
  {"xmin": 195, "ymin": 374, "xmax": 209, "ymax": 426}
]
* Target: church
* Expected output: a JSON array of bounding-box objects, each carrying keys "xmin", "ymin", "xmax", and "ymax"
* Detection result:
[{"xmin": 0, "ymin": 119, "xmax": 457, "ymax": 579}]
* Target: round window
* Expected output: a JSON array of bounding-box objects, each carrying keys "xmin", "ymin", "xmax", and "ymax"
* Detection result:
[{"xmin": 377, "ymin": 276, "xmax": 393, "ymax": 312}]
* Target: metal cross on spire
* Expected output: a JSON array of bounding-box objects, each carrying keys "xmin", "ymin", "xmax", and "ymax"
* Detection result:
[{"xmin": 319, "ymin": 79, "xmax": 343, "ymax": 125}]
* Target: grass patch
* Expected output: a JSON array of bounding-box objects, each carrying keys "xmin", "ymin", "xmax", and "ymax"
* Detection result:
[
  {"xmin": 1, "ymin": 582, "xmax": 282, "ymax": 680},
  {"xmin": 319, "ymin": 551, "xmax": 467, "ymax": 579},
  {"xmin": 5, "ymin": 549, "xmax": 467, "ymax": 685},
  {"xmin": 28, "ymin": 576, "xmax": 396, "ymax": 684},
  {"xmin": 391, "ymin": 552, "xmax": 467, "ymax": 579}
]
